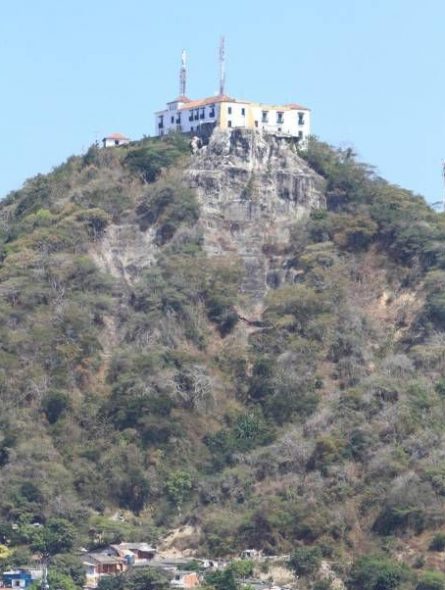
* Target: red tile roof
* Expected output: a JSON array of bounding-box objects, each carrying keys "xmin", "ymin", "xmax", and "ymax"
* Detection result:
[{"xmin": 104, "ymin": 132, "xmax": 130, "ymax": 140}]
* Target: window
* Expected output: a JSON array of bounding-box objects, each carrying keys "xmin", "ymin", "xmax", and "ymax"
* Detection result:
[
  {"xmin": 298, "ymin": 112, "xmax": 305, "ymax": 125},
  {"xmin": 209, "ymin": 105, "xmax": 215, "ymax": 118},
  {"xmin": 200, "ymin": 108, "xmax": 205, "ymax": 119},
  {"xmin": 277, "ymin": 112, "xmax": 284, "ymax": 124},
  {"xmin": 176, "ymin": 113, "xmax": 181, "ymax": 124},
  {"xmin": 255, "ymin": 120, "xmax": 259, "ymax": 128},
  {"xmin": 194, "ymin": 109, "xmax": 199, "ymax": 121},
  {"xmin": 188, "ymin": 111, "xmax": 193, "ymax": 121},
  {"xmin": 228, "ymin": 106, "xmax": 232, "ymax": 114},
  {"xmin": 262, "ymin": 111, "xmax": 268, "ymax": 123},
  {"xmin": 228, "ymin": 120, "xmax": 232, "ymax": 128},
  {"xmin": 191, "ymin": 126, "xmax": 194, "ymax": 132},
  {"xmin": 241, "ymin": 107, "xmax": 246, "ymax": 116},
  {"xmin": 298, "ymin": 131, "xmax": 304, "ymax": 140}
]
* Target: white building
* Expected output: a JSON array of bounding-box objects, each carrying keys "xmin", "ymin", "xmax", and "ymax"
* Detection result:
[
  {"xmin": 154, "ymin": 41, "xmax": 311, "ymax": 142},
  {"xmin": 154, "ymin": 95, "xmax": 310, "ymax": 141},
  {"xmin": 102, "ymin": 133, "xmax": 131, "ymax": 148}
]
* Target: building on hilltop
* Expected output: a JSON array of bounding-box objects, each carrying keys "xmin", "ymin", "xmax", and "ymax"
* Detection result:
[
  {"xmin": 102, "ymin": 133, "xmax": 131, "ymax": 148},
  {"xmin": 154, "ymin": 39, "xmax": 311, "ymax": 141}
]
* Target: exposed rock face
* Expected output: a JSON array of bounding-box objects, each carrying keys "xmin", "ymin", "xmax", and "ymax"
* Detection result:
[{"xmin": 188, "ymin": 128, "xmax": 325, "ymax": 303}]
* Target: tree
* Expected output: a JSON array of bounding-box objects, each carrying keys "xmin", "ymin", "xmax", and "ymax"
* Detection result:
[
  {"xmin": 30, "ymin": 518, "xmax": 76, "ymax": 557},
  {"xmin": 165, "ymin": 471, "xmax": 193, "ymax": 512},
  {"xmin": 289, "ymin": 546, "xmax": 322, "ymax": 578},
  {"xmin": 205, "ymin": 569, "xmax": 238, "ymax": 590}
]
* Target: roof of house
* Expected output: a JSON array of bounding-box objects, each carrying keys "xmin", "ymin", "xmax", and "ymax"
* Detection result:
[
  {"xmin": 103, "ymin": 133, "xmax": 130, "ymax": 141},
  {"xmin": 86, "ymin": 553, "xmax": 124, "ymax": 565},
  {"xmin": 158, "ymin": 95, "xmax": 310, "ymax": 113},
  {"xmin": 112, "ymin": 542, "xmax": 155, "ymax": 551}
]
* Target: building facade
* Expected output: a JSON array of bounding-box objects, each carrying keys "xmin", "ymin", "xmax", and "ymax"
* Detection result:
[{"xmin": 154, "ymin": 95, "xmax": 310, "ymax": 141}]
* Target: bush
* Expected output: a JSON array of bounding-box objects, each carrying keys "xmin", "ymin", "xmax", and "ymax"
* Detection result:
[
  {"xmin": 417, "ymin": 571, "xmax": 445, "ymax": 590},
  {"xmin": 288, "ymin": 546, "xmax": 322, "ymax": 577},
  {"xmin": 429, "ymin": 532, "xmax": 445, "ymax": 551},
  {"xmin": 348, "ymin": 555, "xmax": 410, "ymax": 590}
]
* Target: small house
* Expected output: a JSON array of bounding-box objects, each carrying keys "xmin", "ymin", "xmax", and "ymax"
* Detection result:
[
  {"xmin": 83, "ymin": 553, "xmax": 126, "ymax": 588},
  {"xmin": 2, "ymin": 570, "xmax": 33, "ymax": 589},
  {"xmin": 102, "ymin": 133, "xmax": 131, "ymax": 148},
  {"xmin": 170, "ymin": 571, "xmax": 200, "ymax": 589}
]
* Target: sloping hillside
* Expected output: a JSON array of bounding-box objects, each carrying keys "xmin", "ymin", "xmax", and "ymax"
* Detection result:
[{"xmin": 2, "ymin": 130, "xmax": 445, "ymax": 589}]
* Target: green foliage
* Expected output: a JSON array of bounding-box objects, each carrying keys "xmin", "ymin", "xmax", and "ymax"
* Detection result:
[
  {"xmin": 41, "ymin": 391, "xmax": 71, "ymax": 424},
  {"xmin": 429, "ymin": 533, "xmax": 445, "ymax": 551},
  {"xmin": 288, "ymin": 546, "xmax": 322, "ymax": 577},
  {"xmin": 165, "ymin": 470, "xmax": 193, "ymax": 510},
  {"xmin": 205, "ymin": 569, "xmax": 239, "ymax": 590},
  {"xmin": 228, "ymin": 559, "xmax": 254, "ymax": 578},
  {"xmin": 416, "ymin": 571, "xmax": 445, "ymax": 590},
  {"xmin": 348, "ymin": 556, "xmax": 410, "ymax": 590},
  {"xmin": 30, "ymin": 518, "xmax": 76, "ymax": 556},
  {"xmin": 124, "ymin": 135, "xmax": 188, "ymax": 183}
]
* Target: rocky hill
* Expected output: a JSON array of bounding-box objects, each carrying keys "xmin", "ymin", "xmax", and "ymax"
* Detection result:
[{"xmin": 1, "ymin": 129, "xmax": 445, "ymax": 590}]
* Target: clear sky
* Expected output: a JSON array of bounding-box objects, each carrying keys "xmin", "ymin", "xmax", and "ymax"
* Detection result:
[{"xmin": 1, "ymin": 0, "xmax": 444, "ymax": 204}]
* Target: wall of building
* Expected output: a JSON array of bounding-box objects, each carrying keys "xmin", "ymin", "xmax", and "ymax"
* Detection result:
[{"xmin": 155, "ymin": 100, "xmax": 311, "ymax": 141}]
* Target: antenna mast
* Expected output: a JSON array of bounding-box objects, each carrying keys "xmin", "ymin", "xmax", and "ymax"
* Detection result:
[
  {"xmin": 219, "ymin": 36, "xmax": 225, "ymax": 96},
  {"xmin": 179, "ymin": 49, "xmax": 187, "ymax": 97},
  {"xmin": 442, "ymin": 160, "xmax": 445, "ymax": 213}
]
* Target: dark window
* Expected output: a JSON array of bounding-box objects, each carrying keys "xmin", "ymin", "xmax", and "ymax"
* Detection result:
[
  {"xmin": 209, "ymin": 105, "xmax": 215, "ymax": 118},
  {"xmin": 191, "ymin": 126, "xmax": 194, "ymax": 132},
  {"xmin": 171, "ymin": 116, "xmax": 174, "ymax": 124},
  {"xmin": 114, "ymin": 140, "xmax": 119, "ymax": 146},
  {"xmin": 298, "ymin": 130, "xmax": 304, "ymax": 140},
  {"xmin": 228, "ymin": 106, "xmax": 232, "ymax": 114},
  {"xmin": 277, "ymin": 112, "xmax": 284, "ymax": 124},
  {"xmin": 241, "ymin": 107, "xmax": 246, "ymax": 116},
  {"xmin": 298, "ymin": 112, "xmax": 305, "ymax": 125},
  {"xmin": 255, "ymin": 120, "xmax": 259, "ymax": 128},
  {"xmin": 228, "ymin": 120, "xmax": 232, "ymax": 128},
  {"xmin": 262, "ymin": 111, "xmax": 268, "ymax": 123},
  {"xmin": 194, "ymin": 109, "xmax": 199, "ymax": 121},
  {"xmin": 278, "ymin": 127, "xmax": 282, "ymax": 132},
  {"xmin": 200, "ymin": 108, "xmax": 205, "ymax": 119}
]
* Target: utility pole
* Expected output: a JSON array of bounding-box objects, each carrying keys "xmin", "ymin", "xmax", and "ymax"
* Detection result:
[
  {"xmin": 219, "ymin": 36, "xmax": 225, "ymax": 96},
  {"xmin": 179, "ymin": 49, "xmax": 187, "ymax": 97}
]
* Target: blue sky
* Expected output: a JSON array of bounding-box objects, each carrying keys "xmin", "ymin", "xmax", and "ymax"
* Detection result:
[{"xmin": 1, "ymin": 0, "xmax": 444, "ymax": 204}]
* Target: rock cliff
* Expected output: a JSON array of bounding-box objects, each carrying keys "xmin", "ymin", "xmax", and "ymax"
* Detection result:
[{"xmin": 188, "ymin": 129, "xmax": 325, "ymax": 302}]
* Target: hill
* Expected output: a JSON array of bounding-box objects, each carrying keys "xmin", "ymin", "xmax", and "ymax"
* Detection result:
[{"xmin": 1, "ymin": 129, "xmax": 445, "ymax": 589}]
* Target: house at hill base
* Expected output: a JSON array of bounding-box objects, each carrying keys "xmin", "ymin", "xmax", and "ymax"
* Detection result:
[
  {"xmin": 104, "ymin": 542, "xmax": 156, "ymax": 565},
  {"xmin": 155, "ymin": 40, "xmax": 311, "ymax": 142},
  {"xmin": 83, "ymin": 553, "xmax": 126, "ymax": 588},
  {"xmin": 2, "ymin": 570, "xmax": 33, "ymax": 589},
  {"xmin": 170, "ymin": 571, "xmax": 200, "ymax": 589},
  {"xmin": 102, "ymin": 133, "xmax": 131, "ymax": 148}
]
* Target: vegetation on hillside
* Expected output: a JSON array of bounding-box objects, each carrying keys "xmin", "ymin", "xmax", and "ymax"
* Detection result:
[{"xmin": 1, "ymin": 133, "xmax": 445, "ymax": 588}]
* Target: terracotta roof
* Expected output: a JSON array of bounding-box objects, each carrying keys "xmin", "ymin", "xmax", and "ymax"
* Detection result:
[
  {"xmin": 103, "ymin": 132, "xmax": 130, "ymax": 140},
  {"xmin": 285, "ymin": 103, "xmax": 311, "ymax": 111},
  {"xmin": 178, "ymin": 95, "xmax": 238, "ymax": 110}
]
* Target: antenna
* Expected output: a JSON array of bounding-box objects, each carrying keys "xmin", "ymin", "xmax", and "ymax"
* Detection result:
[
  {"xmin": 219, "ymin": 36, "xmax": 225, "ymax": 96},
  {"xmin": 179, "ymin": 49, "xmax": 187, "ymax": 97},
  {"xmin": 442, "ymin": 160, "xmax": 445, "ymax": 213}
]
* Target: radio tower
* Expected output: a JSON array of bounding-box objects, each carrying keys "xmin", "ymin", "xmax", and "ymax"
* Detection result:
[
  {"xmin": 179, "ymin": 50, "xmax": 187, "ymax": 97},
  {"xmin": 219, "ymin": 36, "xmax": 226, "ymax": 96},
  {"xmin": 442, "ymin": 160, "xmax": 445, "ymax": 212}
]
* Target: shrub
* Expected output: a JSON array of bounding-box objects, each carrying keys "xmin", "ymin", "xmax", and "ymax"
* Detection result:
[
  {"xmin": 429, "ymin": 532, "xmax": 445, "ymax": 551},
  {"xmin": 348, "ymin": 555, "xmax": 410, "ymax": 590},
  {"xmin": 288, "ymin": 546, "xmax": 322, "ymax": 577},
  {"xmin": 416, "ymin": 571, "xmax": 445, "ymax": 590}
]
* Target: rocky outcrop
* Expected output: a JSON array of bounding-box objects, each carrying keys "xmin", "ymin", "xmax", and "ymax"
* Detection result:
[{"xmin": 188, "ymin": 128, "xmax": 325, "ymax": 303}]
